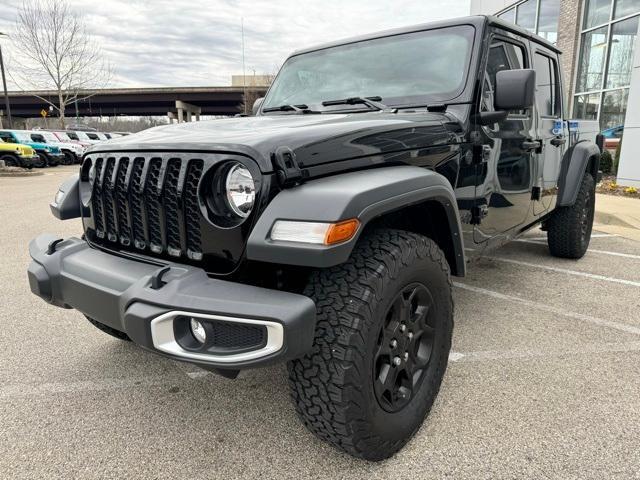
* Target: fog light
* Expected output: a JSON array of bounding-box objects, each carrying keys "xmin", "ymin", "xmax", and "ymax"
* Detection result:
[{"xmin": 190, "ymin": 318, "xmax": 206, "ymax": 344}]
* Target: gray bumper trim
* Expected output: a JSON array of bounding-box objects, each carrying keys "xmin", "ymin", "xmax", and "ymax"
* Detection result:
[{"xmin": 27, "ymin": 234, "xmax": 316, "ymax": 369}]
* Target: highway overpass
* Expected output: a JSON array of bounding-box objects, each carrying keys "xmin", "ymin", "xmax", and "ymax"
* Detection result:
[{"xmin": 3, "ymin": 86, "xmax": 268, "ymax": 118}]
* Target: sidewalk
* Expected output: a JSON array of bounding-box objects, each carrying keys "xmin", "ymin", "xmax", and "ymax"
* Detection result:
[{"xmin": 594, "ymin": 193, "xmax": 640, "ymax": 241}]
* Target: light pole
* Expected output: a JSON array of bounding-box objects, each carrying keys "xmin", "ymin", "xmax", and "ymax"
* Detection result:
[{"xmin": 0, "ymin": 32, "xmax": 12, "ymax": 129}]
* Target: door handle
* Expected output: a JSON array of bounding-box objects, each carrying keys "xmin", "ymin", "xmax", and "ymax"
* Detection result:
[
  {"xmin": 550, "ymin": 136, "xmax": 566, "ymax": 147},
  {"xmin": 522, "ymin": 140, "xmax": 542, "ymax": 152}
]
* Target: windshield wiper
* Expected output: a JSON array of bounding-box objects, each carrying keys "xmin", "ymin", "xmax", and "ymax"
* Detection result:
[
  {"xmin": 321, "ymin": 96, "xmax": 391, "ymax": 111},
  {"xmin": 262, "ymin": 104, "xmax": 312, "ymax": 113}
]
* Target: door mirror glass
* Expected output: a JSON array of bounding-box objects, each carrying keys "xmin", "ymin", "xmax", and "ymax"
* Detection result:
[
  {"xmin": 252, "ymin": 97, "xmax": 264, "ymax": 116},
  {"xmin": 495, "ymin": 69, "xmax": 536, "ymax": 111}
]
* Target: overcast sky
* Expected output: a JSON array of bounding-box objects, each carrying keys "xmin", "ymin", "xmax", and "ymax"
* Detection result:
[{"xmin": 0, "ymin": 0, "xmax": 471, "ymax": 89}]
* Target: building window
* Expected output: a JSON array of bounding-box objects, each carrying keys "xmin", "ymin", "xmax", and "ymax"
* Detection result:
[
  {"xmin": 573, "ymin": 0, "xmax": 639, "ymax": 129},
  {"xmin": 538, "ymin": 0, "xmax": 560, "ymax": 42},
  {"xmin": 496, "ymin": 0, "xmax": 560, "ymax": 44}
]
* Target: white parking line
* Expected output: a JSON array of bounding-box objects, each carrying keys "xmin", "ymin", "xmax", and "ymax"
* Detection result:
[
  {"xmin": 516, "ymin": 239, "xmax": 640, "ymax": 260},
  {"xmin": 488, "ymin": 257, "xmax": 640, "ymax": 287},
  {"xmin": 523, "ymin": 233, "xmax": 617, "ymax": 241},
  {"xmin": 454, "ymin": 282, "xmax": 640, "ymax": 336},
  {"xmin": 449, "ymin": 341, "xmax": 640, "ymax": 363}
]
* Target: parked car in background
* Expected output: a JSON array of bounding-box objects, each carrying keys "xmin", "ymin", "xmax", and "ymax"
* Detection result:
[
  {"xmin": 0, "ymin": 130, "xmax": 65, "ymax": 167},
  {"xmin": 66, "ymin": 130, "xmax": 101, "ymax": 145},
  {"xmin": 0, "ymin": 138, "xmax": 40, "ymax": 168},
  {"xmin": 601, "ymin": 125, "xmax": 623, "ymax": 152},
  {"xmin": 29, "ymin": 130, "xmax": 84, "ymax": 165},
  {"xmin": 49, "ymin": 130, "xmax": 92, "ymax": 150}
]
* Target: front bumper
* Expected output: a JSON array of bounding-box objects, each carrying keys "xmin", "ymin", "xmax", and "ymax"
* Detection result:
[
  {"xmin": 18, "ymin": 155, "xmax": 40, "ymax": 168},
  {"xmin": 27, "ymin": 234, "xmax": 316, "ymax": 370}
]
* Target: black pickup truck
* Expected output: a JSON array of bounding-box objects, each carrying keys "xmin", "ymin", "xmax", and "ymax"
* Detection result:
[{"xmin": 28, "ymin": 15, "xmax": 601, "ymax": 461}]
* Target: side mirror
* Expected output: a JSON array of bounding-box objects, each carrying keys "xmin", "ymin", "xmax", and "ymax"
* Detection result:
[
  {"xmin": 252, "ymin": 97, "xmax": 264, "ymax": 116},
  {"xmin": 495, "ymin": 69, "xmax": 535, "ymax": 111}
]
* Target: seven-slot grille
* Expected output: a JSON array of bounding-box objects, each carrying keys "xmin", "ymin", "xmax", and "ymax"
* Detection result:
[{"xmin": 89, "ymin": 156, "xmax": 204, "ymax": 260}]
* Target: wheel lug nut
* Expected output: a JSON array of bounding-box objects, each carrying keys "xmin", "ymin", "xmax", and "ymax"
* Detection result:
[
  {"xmin": 403, "ymin": 352, "xmax": 409, "ymax": 361},
  {"xmin": 390, "ymin": 339, "xmax": 398, "ymax": 349},
  {"xmin": 392, "ymin": 356, "xmax": 402, "ymax": 366},
  {"xmin": 399, "ymin": 324, "xmax": 406, "ymax": 333},
  {"xmin": 407, "ymin": 332, "xmax": 413, "ymax": 340}
]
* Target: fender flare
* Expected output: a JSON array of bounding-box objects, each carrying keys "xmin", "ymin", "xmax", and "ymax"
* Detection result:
[
  {"xmin": 246, "ymin": 165, "xmax": 466, "ymax": 275},
  {"xmin": 557, "ymin": 140, "xmax": 600, "ymax": 207}
]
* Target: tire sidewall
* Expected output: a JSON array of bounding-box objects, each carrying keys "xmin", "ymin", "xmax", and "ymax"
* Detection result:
[{"xmin": 362, "ymin": 242, "xmax": 453, "ymax": 443}]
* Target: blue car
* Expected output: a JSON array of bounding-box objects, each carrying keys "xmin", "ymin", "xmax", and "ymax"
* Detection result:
[{"xmin": 0, "ymin": 129, "xmax": 66, "ymax": 167}]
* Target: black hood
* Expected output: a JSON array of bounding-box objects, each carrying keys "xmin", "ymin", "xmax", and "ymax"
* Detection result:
[{"xmin": 88, "ymin": 111, "xmax": 459, "ymax": 172}]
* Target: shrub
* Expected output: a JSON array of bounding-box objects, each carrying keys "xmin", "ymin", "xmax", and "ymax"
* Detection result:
[{"xmin": 600, "ymin": 149, "xmax": 613, "ymax": 174}]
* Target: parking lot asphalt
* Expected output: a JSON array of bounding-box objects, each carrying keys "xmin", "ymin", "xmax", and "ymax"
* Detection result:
[{"xmin": 1, "ymin": 165, "xmax": 639, "ymax": 479}]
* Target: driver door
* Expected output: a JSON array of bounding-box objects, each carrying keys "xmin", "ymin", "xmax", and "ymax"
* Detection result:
[{"xmin": 474, "ymin": 36, "xmax": 536, "ymax": 243}]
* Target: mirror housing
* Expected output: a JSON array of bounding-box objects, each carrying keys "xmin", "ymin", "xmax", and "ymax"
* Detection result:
[
  {"xmin": 495, "ymin": 69, "xmax": 536, "ymax": 111},
  {"xmin": 252, "ymin": 97, "xmax": 265, "ymax": 116}
]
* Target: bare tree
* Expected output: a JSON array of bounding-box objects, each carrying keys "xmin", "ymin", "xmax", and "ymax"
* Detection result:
[{"xmin": 10, "ymin": 0, "xmax": 111, "ymax": 127}]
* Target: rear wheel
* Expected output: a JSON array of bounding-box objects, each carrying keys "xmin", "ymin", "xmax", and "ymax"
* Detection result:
[
  {"xmin": 0, "ymin": 154, "xmax": 19, "ymax": 167},
  {"xmin": 288, "ymin": 229, "xmax": 453, "ymax": 461},
  {"xmin": 547, "ymin": 173, "xmax": 595, "ymax": 259},
  {"xmin": 85, "ymin": 316, "xmax": 131, "ymax": 341}
]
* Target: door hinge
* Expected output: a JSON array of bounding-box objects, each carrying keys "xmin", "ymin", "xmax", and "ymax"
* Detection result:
[
  {"xmin": 471, "ymin": 204, "xmax": 488, "ymax": 225},
  {"xmin": 472, "ymin": 144, "xmax": 491, "ymax": 165},
  {"xmin": 272, "ymin": 146, "xmax": 306, "ymax": 187}
]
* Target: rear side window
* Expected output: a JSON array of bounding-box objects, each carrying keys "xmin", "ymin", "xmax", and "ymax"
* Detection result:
[
  {"xmin": 534, "ymin": 52, "xmax": 561, "ymax": 117},
  {"xmin": 87, "ymin": 133, "xmax": 99, "ymax": 140}
]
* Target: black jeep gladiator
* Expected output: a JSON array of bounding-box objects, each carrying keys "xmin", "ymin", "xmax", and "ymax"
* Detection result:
[{"xmin": 28, "ymin": 15, "xmax": 601, "ymax": 460}]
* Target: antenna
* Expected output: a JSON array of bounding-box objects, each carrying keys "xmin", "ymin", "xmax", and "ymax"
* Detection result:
[{"xmin": 241, "ymin": 17, "xmax": 247, "ymax": 115}]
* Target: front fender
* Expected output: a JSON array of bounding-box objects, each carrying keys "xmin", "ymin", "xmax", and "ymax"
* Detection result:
[{"xmin": 246, "ymin": 166, "xmax": 465, "ymax": 275}]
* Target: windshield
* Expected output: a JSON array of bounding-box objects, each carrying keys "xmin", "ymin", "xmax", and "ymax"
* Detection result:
[
  {"xmin": 263, "ymin": 25, "xmax": 475, "ymax": 111},
  {"xmin": 13, "ymin": 132, "xmax": 32, "ymax": 142},
  {"xmin": 36, "ymin": 132, "xmax": 59, "ymax": 143},
  {"xmin": 55, "ymin": 132, "xmax": 71, "ymax": 141}
]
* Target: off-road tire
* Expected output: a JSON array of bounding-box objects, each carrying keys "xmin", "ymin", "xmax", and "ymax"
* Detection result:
[
  {"xmin": 547, "ymin": 173, "xmax": 595, "ymax": 259},
  {"xmin": 0, "ymin": 154, "xmax": 19, "ymax": 167},
  {"xmin": 36, "ymin": 153, "xmax": 48, "ymax": 168},
  {"xmin": 288, "ymin": 229, "xmax": 453, "ymax": 461},
  {"xmin": 85, "ymin": 316, "xmax": 131, "ymax": 341},
  {"xmin": 62, "ymin": 151, "xmax": 76, "ymax": 165}
]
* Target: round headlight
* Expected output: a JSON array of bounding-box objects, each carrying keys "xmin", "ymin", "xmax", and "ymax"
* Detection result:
[{"xmin": 224, "ymin": 163, "xmax": 255, "ymax": 218}]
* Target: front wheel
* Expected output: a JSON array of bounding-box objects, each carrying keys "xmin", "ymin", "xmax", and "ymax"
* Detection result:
[
  {"xmin": 62, "ymin": 151, "xmax": 76, "ymax": 165},
  {"xmin": 0, "ymin": 154, "xmax": 19, "ymax": 167},
  {"xmin": 35, "ymin": 153, "xmax": 48, "ymax": 168},
  {"xmin": 547, "ymin": 173, "xmax": 595, "ymax": 259},
  {"xmin": 288, "ymin": 229, "xmax": 453, "ymax": 461}
]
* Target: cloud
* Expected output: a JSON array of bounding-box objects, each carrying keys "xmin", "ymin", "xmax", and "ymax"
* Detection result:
[{"xmin": 0, "ymin": 0, "xmax": 471, "ymax": 88}]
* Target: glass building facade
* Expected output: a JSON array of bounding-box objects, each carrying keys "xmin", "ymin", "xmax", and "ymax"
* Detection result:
[
  {"xmin": 496, "ymin": 0, "xmax": 561, "ymax": 43},
  {"xmin": 574, "ymin": 0, "xmax": 639, "ymax": 129}
]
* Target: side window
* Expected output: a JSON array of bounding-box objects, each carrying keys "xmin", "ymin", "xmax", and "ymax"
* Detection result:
[
  {"xmin": 534, "ymin": 53, "xmax": 560, "ymax": 117},
  {"xmin": 1, "ymin": 132, "xmax": 15, "ymax": 143},
  {"xmin": 482, "ymin": 40, "xmax": 527, "ymax": 115},
  {"xmin": 31, "ymin": 134, "xmax": 45, "ymax": 143}
]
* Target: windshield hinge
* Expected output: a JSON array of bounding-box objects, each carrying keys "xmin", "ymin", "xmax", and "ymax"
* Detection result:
[{"xmin": 272, "ymin": 146, "xmax": 306, "ymax": 187}]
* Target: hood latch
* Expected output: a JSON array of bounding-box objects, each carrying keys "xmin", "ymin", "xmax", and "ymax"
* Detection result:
[{"xmin": 272, "ymin": 146, "xmax": 306, "ymax": 187}]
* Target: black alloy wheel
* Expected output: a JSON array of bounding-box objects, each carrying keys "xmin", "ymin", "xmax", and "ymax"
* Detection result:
[{"xmin": 373, "ymin": 283, "xmax": 435, "ymax": 413}]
